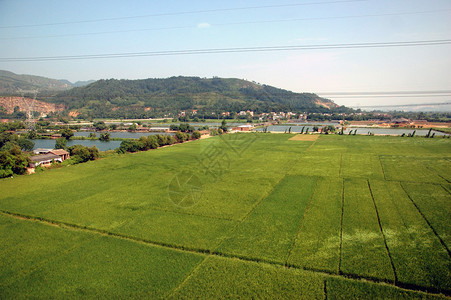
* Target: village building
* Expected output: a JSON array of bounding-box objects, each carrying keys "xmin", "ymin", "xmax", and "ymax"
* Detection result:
[
  {"xmin": 49, "ymin": 149, "xmax": 70, "ymax": 161},
  {"xmin": 29, "ymin": 149, "xmax": 70, "ymax": 168},
  {"xmin": 33, "ymin": 148, "xmax": 53, "ymax": 155},
  {"xmin": 232, "ymin": 124, "xmax": 254, "ymax": 132},
  {"xmin": 29, "ymin": 153, "xmax": 62, "ymax": 168}
]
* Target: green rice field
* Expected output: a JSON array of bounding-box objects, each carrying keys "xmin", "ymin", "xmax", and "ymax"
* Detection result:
[{"xmin": 0, "ymin": 133, "xmax": 450, "ymax": 299}]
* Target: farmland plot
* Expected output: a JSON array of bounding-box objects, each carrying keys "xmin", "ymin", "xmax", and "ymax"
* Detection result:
[
  {"xmin": 0, "ymin": 134, "xmax": 450, "ymax": 298},
  {"xmin": 169, "ymin": 256, "xmax": 326, "ymax": 299},
  {"xmin": 401, "ymin": 182, "xmax": 451, "ymax": 251},
  {"xmin": 287, "ymin": 177, "xmax": 342, "ymax": 273},
  {"xmin": 340, "ymin": 178, "xmax": 395, "ymax": 281},
  {"xmin": 216, "ymin": 175, "xmax": 317, "ymax": 263},
  {"xmin": 370, "ymin": 180, "xmax": 450, "ymax": 292}
]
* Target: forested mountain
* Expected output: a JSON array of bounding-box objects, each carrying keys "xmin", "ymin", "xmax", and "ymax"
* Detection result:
[
  {"xmin": 0, "ymin": 70, "xmax": 92, "ymax": 94},
  {"xmin": 41, "ymin": 76, "xmax": 346, "ymax": 118}
]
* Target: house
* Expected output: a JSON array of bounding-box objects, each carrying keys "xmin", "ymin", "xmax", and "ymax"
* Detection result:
[
  {"xmin": 29, "ymin": 153, "xmax": 62, "ymax": 168},
  {"xmin": 232, "ymin": 124, "xmax": 254, "ymax": 132},
  {"xmin": 49, "ymin": 149, "xmax": 70, "ymax": 161},
  {"xmin": 33, "ymin": 148, "xmax": 53, "ymax": 155}
]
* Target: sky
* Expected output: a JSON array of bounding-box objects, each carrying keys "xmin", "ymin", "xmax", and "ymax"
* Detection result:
[{"xmin": 0, "ymin": 0, "xmax": 450, "ymax": 109}]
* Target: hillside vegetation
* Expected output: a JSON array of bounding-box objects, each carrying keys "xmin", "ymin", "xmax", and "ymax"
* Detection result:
[
  {"xmin": 0, "ymin": 70, "xmax": 92, "ymax": 94},
  {"xmin": 44, "ymin": 76, "xmax": 344, "ymax": 117}
]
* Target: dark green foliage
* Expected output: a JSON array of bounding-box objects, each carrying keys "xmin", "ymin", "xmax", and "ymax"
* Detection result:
[
  {"xmin": 0, "ymin": 121, "xmax": 25, "ymax": 133},
  {"xmin": 117, "ymin": 134, "xmax": 177, "ymax": 153},
  {"xmin": 99, "ymin": 132, "xmax": 110, "ymax": 141},
  {"xmin": 17, "ymin": 138, "xmax": 34, "ymax": 151},
  {"xmin": 175, "ymin": 131, "xmax": 189, "ymax": 142},
  {"xmin": 59, "ymin": 128, "xmax": 73, "ymax": 140},
  {"xmin": 68, "ymin": 145, "xmax": 99, "ymax": 163},
  {"xmin": 322, "ymin": 125, "xmax": 336, "ymax": 134},
  {"xmin": 191, "ymin": 131, "xmax": 201, "ymax": 139},
  {"xmin": 170, "ymin": 123, "xmax": 194, "ymax": 132},
  {"xmin": 88, "ymin": 132, "xmax": 96, "ymax": 138},
  {"xmin": 219, "ymin": 119, "xmax": 228, "ymax": 132},
  {"xmin": 0, "ymin": 143, "xmax": 29, "ymax": 178},
  {"xmin": 93, "ymin": 121, "xmax": 107, "ymax": 131},
  {"xmin": 42, "ymin": 77, "xmax": 339, "ymax": 118},
  {"xmin": 54, "ymin": 137, "xmax": 67, "ymax": 149}
]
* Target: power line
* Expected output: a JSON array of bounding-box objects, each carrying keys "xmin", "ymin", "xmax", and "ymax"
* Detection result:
[
  {"xmin": 329, "ymin": 95, "xmax": 451, "ymax": 98},
  {"xmin": 350, "ymin": 102, "xmax": 451, "ymax": 108},
  {"xmin": 0, "ymin": 0, "xmax": 366, "ymax": 29},
  {"xmin": 2, "ymin": 9, "xmax": 450, "ymax": 40},
  {"xmin": 319, "ymin": 90, "xmax": 451, "ymax": 95},
  {"xmin": 1, "ymin": 39, "xmax": 450, "ymax": 62}
]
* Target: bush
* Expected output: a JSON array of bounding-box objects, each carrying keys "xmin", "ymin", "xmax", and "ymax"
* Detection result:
[
  {"xmin": 0, "ymin": 145, "xmax": 29, "ymax": 178},
  {"xmin": 99, "ymin": 132, "xmax": 110, "ymax": 141},
  {"xmin": 55, "ymin": 137, "xmax": 67, "ymax": 150},
  {"xmin": 68, "ymin": 145, "xmax": 99, "ymax": 163},
  {"xmin": 191, "ymin": 131, "xmax": 201, "ymax": 139},
  {"xmin": 175, "ymin": 131, "xmax": 188, "ymax": 143}
]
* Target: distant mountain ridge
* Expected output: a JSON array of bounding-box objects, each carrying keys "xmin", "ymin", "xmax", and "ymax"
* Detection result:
[
  {"xmin": 46, "ymin": 76, "xmax": 344, "ymax": 118},
  {"xmin": 0, "ymin": 71, "xmax": 348, "ymax": 118},
  {"xmin": 0, "ymin": 70, "xmax": 93, "ymax": 94}
]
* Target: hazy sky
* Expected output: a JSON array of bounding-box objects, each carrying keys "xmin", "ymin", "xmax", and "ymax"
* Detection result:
[{"xmin": 0, "ymin": 0, "xmax": 450, "ymax": 108}]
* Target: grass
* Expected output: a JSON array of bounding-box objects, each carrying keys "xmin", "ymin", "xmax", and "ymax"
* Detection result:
[
  {"xmin": 401, "ymin": 182, "xmax": 451, "ymax": 251},
  {"xmin": 216, "ymin": 175, "xmax": 317, "ymax": 263},
  {"xmin": 0, "ymin": 134, "xmax": 450, "ymax": 298},
  {"xmin": 340, "ymin": 178, "xmax": 395, "ymax": 282},
  {"xmin": 369, "ymin": 180, "xmax": 450, "ymax": 292},
  {"xmin": 168, "ymin": 256, "xmax": 326, "ymax": 299},
  {"xmin": 286, "ymin": 177, "xmax": 342, "ymax": 273}
]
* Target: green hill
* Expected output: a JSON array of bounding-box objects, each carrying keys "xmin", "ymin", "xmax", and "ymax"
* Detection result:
[
  {"xmin": 45, "ymin": 76, "xmax": 345, "ymax": 118},
  {"xmin": 0, "ymin": 70, "xmax": 94, "ymax": 94},
  {"xmin": 0, "ymin": 70, "xmax": 73, "ymax": 93}
]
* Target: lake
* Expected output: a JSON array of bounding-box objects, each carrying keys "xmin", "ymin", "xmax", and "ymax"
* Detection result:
[
  {"xmin": 31, "ymin": 139, "xmax": 122, "ymax": 151},
  {"xmin": 74, "ymin": 131, "xmax": 174, "ymax": 139},
  {"xmin": 256, "ymin": 125, "xmax": 449, "ymax": 136}
]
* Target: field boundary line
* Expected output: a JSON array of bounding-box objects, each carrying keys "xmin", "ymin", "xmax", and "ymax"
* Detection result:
[
  {"xmin": 338, "ymin": 178, "xmax": 345, "ymax": 275},
  {"xmin": 378, "ymin": 155, "xmax": 388, "ymax": 181},
  {"xmin": 149, "ymin": 206, "xmax": 237, "ymax": 222},
  {"xmin": 284, "ymin": 177, "xmax": 319, "ymax": 265},
  {"xmin": 1, "ymin": 209, "xmax": 448, "ymax": 297},
  {"xmin": 324, "ymin": 280, "xmax": 328, "ymax": 300},
  {"xmin": 338, "ymin": 153, "xmax": 343, "ymax": 177},
  {"xmin": 367, "ymin": 180, "xmax": 398, "ymax": 284},
  {"xmin": 441, "ymin": 184, "xmax": 451, "ymax": 196},
  {"xmin": 165, "ymin": 256, "xmax": 210, "ymax": 298},
  {"xmin": 399, "ymin": 184, "xmax": 451, "ymax": 257},
  {"xmin": 425, "ymin": 165, "xmax": 451, "ymax": 184}
]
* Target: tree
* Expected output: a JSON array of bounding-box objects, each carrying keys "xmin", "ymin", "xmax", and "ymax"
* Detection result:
[
  {"xmin": 60, "ymin": 128, "xmax": 74, "ymax": 140},
  {"xmin": 191, "ymin": 131, "xmax": 201, "ymax": 139},
  {"xmin": 17, "ymin": 138, "xmax": 34, "ymax": 151},
  {"xmin": 313, "ymin": 126, "xmax": 319, "ymax": 132},
  {"xmin": 68, "ymin": 145, "xmax": 99, "ymax": 163},
  {"xmin": 99, "ymin": 132, "xmax": 110, "ymax": 141},
  {"xmin": 0, "ymin": 144, "xmax": 29, "ymax": 178},
  {"xmin": 27, "ymin": 130, "xmax": 38, "ymax": 139},
  {"xmin": 93, "ymin": 121, "xmax": 107, "ymax": 131},
  {"xmin": 128, "ymin": 123, "xmax": 137, "ymax": 132},
  {"xmin": 89, "ymin": 132, "xmax": 97, "ymax": 138},
  {"xmin": 55, "ymin": 137, "xmax": 67, "ymax": 149},
  {"xmin": 219, "ymin": 119, "xmax": 228, "ymax": 132},
  {"xmin": 175, "ymin": 131, "xmax": 188, "ymax": 143}
]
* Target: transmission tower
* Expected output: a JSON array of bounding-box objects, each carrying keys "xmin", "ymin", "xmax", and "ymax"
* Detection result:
[{"xmin": 18, "ymin": 89, "xmax": 38, "ymax": 131}]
